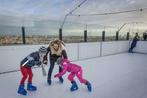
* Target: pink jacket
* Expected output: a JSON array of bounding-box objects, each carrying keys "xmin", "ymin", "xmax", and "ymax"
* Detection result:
[{"xmin": 54, "ymin": 59, "xmax": 81, "ymax": 78}]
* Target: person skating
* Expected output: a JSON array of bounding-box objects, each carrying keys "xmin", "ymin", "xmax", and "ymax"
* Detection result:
[
  {"xmin": 128, "ymin": 33, "xmax": 139, "ymax": 53},
  {"xmin": 43, "ymin": 39, "xmax": 68, "ymax": 85},
  {"xmin": 54, "ymin": 58, "xmax": 92, "ymax": 92},
  {"xmin": 17, "ymin": 46, "xmax": 47, "ymax": 95}
]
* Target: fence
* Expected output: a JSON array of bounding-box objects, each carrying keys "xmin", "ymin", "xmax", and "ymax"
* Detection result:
[
  {"xmin": 1, "ymin": 40, "xmax": 146, "ymax": 74},
  {"xmin": 0, "ymin": 26, "xmax": 135, "ymax": 45}
]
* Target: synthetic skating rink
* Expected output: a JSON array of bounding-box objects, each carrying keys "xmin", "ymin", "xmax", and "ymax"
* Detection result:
[{"xmin": 0, "ymin": 53, "xmax": 147, "ymax": 98}]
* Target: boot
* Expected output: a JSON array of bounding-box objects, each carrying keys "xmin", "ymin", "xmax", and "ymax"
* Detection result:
[
  {"xmin": 17, "ymin": 84, "xmax": 27, "ymax": 95},
  {"xmin": 27, "ymin": 83, "xmax": 37, "ymax": 91},
  {"xmin": 128, "ymin": 48, "xmax": 133, "ymax": 53},
  {"xmin": 59, "ymin": 77, "xmax": 64, "ymax": 83},
  {"xmin": 47, "ymin": 79, "xmax": 52, "ymax": 85},
  {"xmin": 85, "ymin": 82, "xmax": 92, "ymax": 92},
  {"xmin": 70, "ymin": 81, "xmax": 78, "ymax": 91}
]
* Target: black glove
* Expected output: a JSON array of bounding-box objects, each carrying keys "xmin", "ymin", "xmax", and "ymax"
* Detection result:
[{"xmin": 43, "ymin": 55, "xmax": 48, "ymax": 65}]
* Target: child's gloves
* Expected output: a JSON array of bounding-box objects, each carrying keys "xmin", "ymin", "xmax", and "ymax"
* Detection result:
[
  {"xmin": 54, "ymin": 74, "xmax": 60, "ymax": 78},
  {"xmin": 43, "ymin": 60, "xmax": 48, "ymax": 65},
  {"xmin": 43, "ymin": 55, "xmax": 48, "ymax": 65}
]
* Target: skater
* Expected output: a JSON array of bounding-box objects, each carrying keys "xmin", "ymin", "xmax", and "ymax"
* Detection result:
[
  {"xmin": 43, "ymin": 39, "xmax": 68, "ymax": 85},
  {"xmin": 128, "ymin": 33, "xmax": 139, "ymax": 53},
  {"xmin": 17, "ymin": 46, "xmax": 47, "ymax": 95},
  {"xmin": 54, "ymin": 58, "xmax": 92, "ymax": 92}
]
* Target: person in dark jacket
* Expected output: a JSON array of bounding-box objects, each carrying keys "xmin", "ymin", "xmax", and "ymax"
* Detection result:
[
  {"xmin": 17, "ymin": 46, "xmax": 47, "ymax": 95},
  {"xmin": 43, "ymin": 39, "xmax": 68, "ymax": 85},
  {"xmin": 128, "ymin": 33, "xmax": 140, "ymax": 53},
  {"xmin": 143, "ymin": 32, "xmax": 147, "ymax": 41}
]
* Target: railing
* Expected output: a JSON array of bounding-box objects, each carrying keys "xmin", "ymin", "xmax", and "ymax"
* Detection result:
[{"xmin": 0, "ymin": 26, "xmax": 141, "ymax": 45}]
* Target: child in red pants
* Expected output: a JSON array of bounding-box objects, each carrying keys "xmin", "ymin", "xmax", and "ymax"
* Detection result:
[
  {"xmin": 54, "ymin": 58, "xmax": 92, "ymax": 92},
  {"xmin": 18, "ymin": 46, "xmax": 47, "ymax": 95}
]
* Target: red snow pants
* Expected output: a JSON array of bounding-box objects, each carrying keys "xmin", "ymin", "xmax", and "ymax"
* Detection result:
[{"xmin": 20, "ymin": 66, "xmax": 33, "ymax": 85}]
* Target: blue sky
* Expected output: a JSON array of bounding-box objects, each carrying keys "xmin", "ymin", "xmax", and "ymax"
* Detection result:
[
  {"xmin": 0, "ymin": 0, "xmax": 147, "ymax": 35},
  {"xmin": 0, "ymin": 0, "xmax": 74, "ymax": 18},
  {"xmin": 0, "ymin": 0, "xmax": 147, "ymax": 23}
]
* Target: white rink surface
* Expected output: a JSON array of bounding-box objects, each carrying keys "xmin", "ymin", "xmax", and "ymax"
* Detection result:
[{"xmin": 0, "ymin": 53, "xmax": 147, "ymax": 98}]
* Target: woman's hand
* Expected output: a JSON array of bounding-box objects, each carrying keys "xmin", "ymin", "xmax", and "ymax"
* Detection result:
[
  {"xmin": 43, "ymin": 55, "xmax": 48, "ymax": 64},
  {"xmin": 43, "ymin": 60, "xmax": 48, "ymax": 65}
]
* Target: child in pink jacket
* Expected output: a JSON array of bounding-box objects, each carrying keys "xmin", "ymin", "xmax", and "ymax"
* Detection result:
[{"xmin": 54, "ymin": 58, "xmax": 92, "ymax": 92}]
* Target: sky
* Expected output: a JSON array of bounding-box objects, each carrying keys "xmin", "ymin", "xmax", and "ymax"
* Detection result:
[{"xmin": 0, "ymin": 0, "xmax": 147, "ymax": 35}]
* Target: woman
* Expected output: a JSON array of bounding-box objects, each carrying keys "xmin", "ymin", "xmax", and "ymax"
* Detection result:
[{"xmin": 44, "ymin": 39, "xmax": 68, "ymax": 85}]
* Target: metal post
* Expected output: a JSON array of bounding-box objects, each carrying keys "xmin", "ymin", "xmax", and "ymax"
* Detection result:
[
  {"xmin": 59, "ymin": 28, "xmax": 62, "ymax": 40},
  {"xmin": 21, "ymin": 26, "xmax": 26, "ymax": 44},
  {"xmin": 116, "ymin": 31, "xmax": 119, "ymax": 41},
  {"xmin": 102, "ymin": 31, "xmax": 105, "ymax": 41},
  {"xmin": 84, "ymin": 30, "xmax": 87, "ymax": 42},
  {"xmin": 60, "ymin": 0, "xmax": 88, "ymax": 30},
  {"xmin": 126, "ymin": 32, "xmax": 130, "ymax": 40}
]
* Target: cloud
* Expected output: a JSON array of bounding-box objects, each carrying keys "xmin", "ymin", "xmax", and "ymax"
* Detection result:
[{"xmin": 0, "ymin": 0, "xmax": 147, "ymax": 34}]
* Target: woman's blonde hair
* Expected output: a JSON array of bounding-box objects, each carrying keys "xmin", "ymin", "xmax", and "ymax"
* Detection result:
[
  {"xmin": 49, "ymin": 39, "xmax": 65, "ymax": 47},
  {"xmin": 49, "ymin": 39, "xmax": 66, "ymax": 55}
]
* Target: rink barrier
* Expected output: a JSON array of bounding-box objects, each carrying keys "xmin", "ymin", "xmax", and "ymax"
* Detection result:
[
  {"xmin": 133, "ymin": 41, "xmax": 147, "ymax": 54},
  {"xmin": 0, "ymin": 41, "xmax": 147, "ymax": 74}
]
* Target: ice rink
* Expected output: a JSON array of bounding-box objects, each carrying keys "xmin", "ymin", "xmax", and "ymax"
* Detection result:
[{"xmin": 0, "ymin": 53, "xmax": 147, "ymax": 98}]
